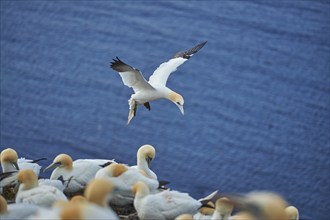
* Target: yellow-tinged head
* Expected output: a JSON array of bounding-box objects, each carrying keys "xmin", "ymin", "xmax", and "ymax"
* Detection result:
[
  {"xmin": 1, "ymin": 148, "xmax": 18, "ymax": 163},
  {"xmin": 17, "ymin": 169, "xmax": 38, "ymax": 190},
  {"xmin": 168, "ymin": 91, "xmax": 184, "ymax": 115},
  {"xmin": 54, "ymin": 154, "xmax": 73, "ymax": 169},
  {"xmin": 70, "ymin": 195, "xmax": 87, "ymax": 204},
  {"xmin": 0, "ymin": 148, "xmax": 19, "ymax": 170},
  {"xmin": 285, "ymin": 206, "xmax": 299, "ymax": 220},
  {"xmin": 44, "ymin": 153, "xmax": 73, "ymax": 172},
  {"xmin": 60, "ymin": 202, "xmax": 84, "ymax": 220},
  {"xmin": 107, "ymin": 163, "xmax": 128, "ymax": 177},
  {"xmin": 137, "ymin": 144, "xmax": 156, "ymax": 166},
  {"xmin": 216, "ymin": 197, "xmax": 234, "ymax": 212},
  {"xmin": 84, "ymin": 178, "xmax": 113, "ymax": 207}
]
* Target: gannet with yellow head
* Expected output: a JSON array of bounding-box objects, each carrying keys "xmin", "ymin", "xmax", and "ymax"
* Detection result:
[
  {"xmin": 44, "ymin": 153, "xmax": 115, "ymax": 194},
  {"xmin": 131, "ymin": 144, "xmax": 157, "ymax": 180},
  {"xmin": 95, "ymin": 163, "xmax": 159, "ymax": 206},
  {"xmin": 15, "ymin": 169, "xmax": 67, "ymax": 207},
  {"xmin": 132, "ymin": 181, "xmax": 217, "ymax": 220},
  {"xmin": 110, "ymin": 41, "xmax": 207, "ymax": 124}
]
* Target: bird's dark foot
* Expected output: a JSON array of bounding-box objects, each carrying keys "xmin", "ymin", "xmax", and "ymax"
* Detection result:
[{"xmin": 144, "ymin": 102, "xmax": 151, "ymax": 111}]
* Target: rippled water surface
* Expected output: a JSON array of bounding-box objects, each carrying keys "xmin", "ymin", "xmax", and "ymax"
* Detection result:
[{"xmin": 1, "ymin": 1, "xmax": 329, "ymax": 219}]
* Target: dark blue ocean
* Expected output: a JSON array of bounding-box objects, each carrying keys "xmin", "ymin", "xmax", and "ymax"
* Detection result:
[{"xmin": 1, "ymin": 1, "xmax": 329, "ymax": 219}]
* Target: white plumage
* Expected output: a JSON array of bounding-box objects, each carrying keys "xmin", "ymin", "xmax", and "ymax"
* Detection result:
[
  {"xmin": 131, "ymin": 144, "xmax": 158, "ymax": 180},
  {"xmin": 44, "ymin": 153, "xmax": 115, "ymax": 193},
  {"xmin": 110, "ymin": 41, "xmax": 207, "ymax": 124},
  {"xmin": 1, "ymin": 148, "xmax": 43, "ymax": 176},
  {"xmin": 16, "ymin": 185, "xmax": 67, "ymax": 207},
  {"xmin": 0, "ymin": 195, "xmax": 44, "ymax": 220},
  {"xmin": 17, "ymin": 158, "xmax": 43, "ymax": 177},
  {"xmin": 15, "ymin": 170, "xmax": 67, "ymax": 207},
  {"xmin": 133, "ymin": 181, "xmax": 202, "ymax": 220},
  {"xmin": 95, "ymin": 163, "xmax": 159, "ymax": 206}
]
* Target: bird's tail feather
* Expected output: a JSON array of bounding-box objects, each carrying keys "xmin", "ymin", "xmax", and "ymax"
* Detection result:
[
  {"xmin": 198, "ymin": 190, "xmax": 219, "ymax": 202},
  {"xmin": 127, "ymin": 98, "xmax": 137, "ymax": 125}
]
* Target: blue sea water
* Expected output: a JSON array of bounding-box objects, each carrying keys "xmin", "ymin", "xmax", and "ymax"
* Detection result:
[{"xmin": 0, "ymin": 1, "xmax": 329, "ymax": 219}]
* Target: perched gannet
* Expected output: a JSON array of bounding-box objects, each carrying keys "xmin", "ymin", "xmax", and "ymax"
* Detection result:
[
  {"xmin": 1, "ymin": 148, "xmax": 44, "ymax": 176},
  {"xmin": 1, "ymin": 148, "xmax": 19, "ymax": 172},
  {"xmin": 95, "ymin": 163, "xmax": 159, "ymax": 205},
  {"xmin": 132, "ymin": 181, "xmax": 216, "ymax": 220},
  {"xmin": 110, "ymin": 41, "xmax": 207, "ymax": 124},
  {"xmin": 131, "ymin": 144, "xmax": 157, "ymax": 180},
  {"xmin": 0, "ymin": 195, "xmax": 43, "ymax": 220},
  {"xmin": 285, "ymin": 206, "xmax": 299, "ymax": 220},
  {"xmin": 229, "ymin": 191, "xmax": 289, "ymax": 220},
  {"xmin": 15, "ymin": 169, "xmax": 68, "ymax": 207},
  {"xmin": 194, "ymin": 195, "xmax": 233, "ymax": 220},
  {"xmin": 81, "ymin": 178, "xmax": 119, "ymax": 219},
  {"xmin": 211, "ymin": 197, "xmax": 234, "ymax": 220},
  {"xmin": 59, "ymin": 200, "xmax": 119, "ymax": 220},
  {"xmin": 44, "ymin": 153, "xmax": 115, "ymax": 194}
]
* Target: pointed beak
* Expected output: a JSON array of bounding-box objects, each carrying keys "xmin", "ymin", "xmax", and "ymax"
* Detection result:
[
  {"xmin": 178, "ymin": 105, "xmax": 184, "ymax": 115},
  {"xmin": 43, "ymin": 162, "xmax": 61, "ymax": 173},
  {"xmin": 13, "ymin": 162, "xmax": 19, "ymax": 170},
  {"xmin": 146, "ymin": 156, "xmax": 152, "ymax": 166}
]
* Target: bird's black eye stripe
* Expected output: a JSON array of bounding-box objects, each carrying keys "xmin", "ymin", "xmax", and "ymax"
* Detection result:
[{"xmin": 176, "ymin": 102, "xmax": 180, "ymax": 105}]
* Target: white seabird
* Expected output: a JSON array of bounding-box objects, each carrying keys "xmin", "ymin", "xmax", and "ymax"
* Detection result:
[
  {"xmin": 95, "ymin": 163, "xmax": 159, "ymax": 206},
  {"xmin": 15, "ymin": 169, "xmax": 68, "ymax": 207},
  {"xmin": 210, "ymin": 197, "xmax": 234, "ymax": 220},
  {"xmin": 0, "ymin": 148, "xmax": 46, "ymax": 192},
  {"xmin": 1, "ymin": 148, "xmax": 45, "ymax": 176},
  {"xmin": 81, "ymin": 178, "xmax": 119, "ymax": 219},
  {"xmin": 43, "ymin": 153, "xmax": 115, "ymax": 194},
  {"xmin": 0, "ymin": 195, "xmax": 45, "ymax": 220},
  {"xmin": 132, "ymin": 181, "xmax": 217, "ymax": 220},
  {"xmin": 110, "ymin": 41, "xmax": 207, "ymax": 124},
  {"xmin": 131, "ymin": 144, "xmax": 157, "ymax": 180}
]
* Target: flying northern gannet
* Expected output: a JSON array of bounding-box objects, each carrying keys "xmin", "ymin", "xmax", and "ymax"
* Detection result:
[{"xmin": 110, "ymin": 41, "xmax": 207, "ymax": 124}]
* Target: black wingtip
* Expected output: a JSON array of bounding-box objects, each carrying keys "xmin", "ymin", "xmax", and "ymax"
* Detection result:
[
  {"xmin": 30, "ymin": 158, "xmax": 47, "ymax": 163},
  {"xmin": 201, "ymin": 41, "xmax": 207, "ymax": 47},
  {"xmin": 174, "ymin": 41, "xmax": 207, "ymax": 59},
  {"xmin": 99, "ymin": 161, "xmax": 113, "ymax": 168},
  {"xmin": 110, "ymin": 57, "xmax": 139, "ymax": 73},
  {"xmin": 158, "ymin": 180, "xmax": 171, "ymax": 190},
  {"xmin": 110, "ymin": 57, "xmax": 124, "ymax": 70}
]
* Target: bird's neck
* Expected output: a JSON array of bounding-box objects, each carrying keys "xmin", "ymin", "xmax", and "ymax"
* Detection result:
[
  {"xmin": 1, "ymin": 162, "xmax": 17, "ymax": 172},
  {"xmin": 20, "ymin": 182, "xmax": 38, "ymax": 191},
  {"xmin": 137, "ymin": 158, "xmax": 148, "ymax": 170}
]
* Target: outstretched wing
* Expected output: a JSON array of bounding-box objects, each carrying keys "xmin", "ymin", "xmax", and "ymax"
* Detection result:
[
  {"xmin": 148, "ymin": 41, "xmax": 207, "ymax": 87},
  {"xmin": 110, "ymin": 57, "xmax": 154, "ymax": 93}
]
